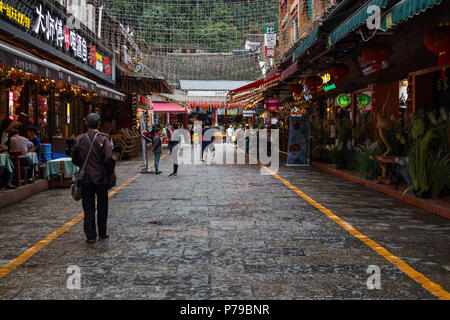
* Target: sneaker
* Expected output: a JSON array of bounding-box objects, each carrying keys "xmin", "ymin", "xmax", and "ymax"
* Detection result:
[
  {"xmin": 6, "ymin": 185, "xmax": 18, "ymax": 190},
  {"xmin": 155, "ymin": 171, "xmax": 162, "ymax": 175},
  {"xmin": 86, "ymin": 239, "xmax": 96, "ymax": 244},
  {"xmin": 169, "ymin": 172, "xmax": 177, "ymax": 177}
]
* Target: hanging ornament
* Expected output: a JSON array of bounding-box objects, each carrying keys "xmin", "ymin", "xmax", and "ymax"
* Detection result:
[
  {"xmin": 327, "ymin": 63, "xmax": 349, "ymax": 84},
  {"xmin": 304, "ymin": 76, "xmax": 323, "ymax": 94},
  {"xmin": 361, "ymin": 43, "xmax": 391, "ymax": 77},
  {"xmin": 289, "ymin": 83, "xmax": 304, "ymax": 93},
  {"xmin": 425, "ymin": 23, "xmax": 450, "ymax": 81}
]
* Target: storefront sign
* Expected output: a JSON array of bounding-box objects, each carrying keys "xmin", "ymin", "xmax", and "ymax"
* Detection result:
[
  {"xmin": 358, "ymin": 93, "xmax": 371, "ymax": 107},
  {"xmin": 321, "ymin": 73, "xmax": 336, "ymax": 92},
  {"xmin": 243, "ymin": 110, "xmax": 255, "ymax": 117},
  {"xmin": 264, "ymin": 22, "xmax": 277, "ymax": 59},
  {"xmin": 0, "ymin": 1, "xmax": 31, "ymax": 29},
  {"xmin": 266, "ymin": 99, "xmax": 279, "ymax": 111},
  {"xmin": 337, "ymin": 94, "xmax": 350, "ymax": 107},
  {"xmin": 0, "ymin": 0, "xmax": 114, "ymax": 83},
  {"xmin": 287, "ymin": 115, "xmax": 310, "ymax": 166},
  {"xmin": 66, "ymin": 103, "xmax": 70, "ymax": 124}
]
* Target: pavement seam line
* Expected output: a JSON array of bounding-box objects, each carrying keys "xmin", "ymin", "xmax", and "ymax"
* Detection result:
[
  {"xmin": 0, "ymin": 153, "xmax": 169, "ymax": 280},
  {"xmin": 258, "ymin": 162, "xmax": 450, "ymax": 300}
]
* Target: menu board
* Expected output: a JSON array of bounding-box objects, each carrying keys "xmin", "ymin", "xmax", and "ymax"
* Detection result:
[{"xmin": 287, "ymin": 115, "xmax": 310, "ymax": 166}]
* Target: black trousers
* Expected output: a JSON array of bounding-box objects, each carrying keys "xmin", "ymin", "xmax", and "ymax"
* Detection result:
[{"xmin": 81, "ymin": 183, "xmax": 109, "ymax": 240}]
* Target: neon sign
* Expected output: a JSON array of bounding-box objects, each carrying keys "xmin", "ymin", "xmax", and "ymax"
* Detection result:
[
  {"xmin": 8, "ymin": 91, "xmax": 14, "ymax": 120},
  {"xmin": 66, "ymin": 103, "xmax": 70, "ymax": 124},
  {"xmin": 337, "ymin": 94, "xmax": 351, "ymax": 107},
  {"xmin": 0, "ymin": 1, "xmax": 31, "ymax": 29}
]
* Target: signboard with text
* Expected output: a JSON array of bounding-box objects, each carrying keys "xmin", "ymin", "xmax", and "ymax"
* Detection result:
[
  {"xmin": 264, "ymin": 22, "xmax": 277, "ymax": 59},
  {"xmin": 0, "ymin": 0, "xmax": 115, "ymax": 83}
]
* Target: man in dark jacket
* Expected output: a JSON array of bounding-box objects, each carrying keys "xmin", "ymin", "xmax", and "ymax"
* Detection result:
[
  {"xmin": 72, "ymin": 113, "xmax": 116, "ymax": 243},
  {"xmin": 152, "ymin": 128, "xmax": 162, "ymax": 174}
]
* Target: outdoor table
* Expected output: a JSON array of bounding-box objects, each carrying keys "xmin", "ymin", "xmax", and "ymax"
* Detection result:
[
  {"xmin": 44, "ymin": 157, "xmax": 79, "ymax": 188},
  {"xmin": 0, "ymin": 153, "xmax": 14, "ymax": 173},
  {"xmin": 29, "ymin": 152, "xmax": 39, "ymax": 171}
]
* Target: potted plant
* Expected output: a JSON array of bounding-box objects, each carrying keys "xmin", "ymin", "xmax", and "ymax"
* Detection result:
[{"xmin": 355, "ymin": 141, "xmax": 380, "ymax": 180}]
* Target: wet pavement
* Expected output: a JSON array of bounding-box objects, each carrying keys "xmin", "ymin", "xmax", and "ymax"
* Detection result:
[{"xmin": 0, "ymin": 144, "xmax": 449, "ymax": 299}]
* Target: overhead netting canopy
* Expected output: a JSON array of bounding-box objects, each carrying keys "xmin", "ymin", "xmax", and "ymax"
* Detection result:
[{"xmin": 103, "ymin": 0, "xmax": 279, "ymax": 83}]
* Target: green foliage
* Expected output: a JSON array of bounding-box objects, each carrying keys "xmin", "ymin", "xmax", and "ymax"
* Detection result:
[
  {"xmin": 355, "ymin": 143, "xmax": 379, "ymax": 180},
  {"xmin": 429, "ymin": 151, "xmax": 450, "ymax": 198},
  {"xmin": 105, "ymin": 0, "xmax": 279, "ymax": 53},
  {"xmin": 327, "ymin": 142, "xmax": 347, "ymax": 169},
  {"xmin": 395, "ymin": 110, "xmax": 450, "ymax": 198}
]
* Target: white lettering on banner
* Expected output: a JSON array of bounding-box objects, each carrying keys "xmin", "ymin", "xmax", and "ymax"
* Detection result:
[
  {"xmin": 14, "ymin": 58, "xmax": 38, "ymax": 73},
  {"xmin": 30, "ymin": 3, "xmax": 111, "ymax": 78},
  {"xmin": 81, "ymin": 38, "xmax": 87, "ymax": 62},
  {"xmin": 33, "ymin": 4, "xmax": 45, "ymax": 34},
  {"xmin": 96, "ymin": 61, "xmax": 103, "ymax": 73},
  {"xmin": 55, "ymin": 18, "xmax": 63, "ymax": 48},
  {"xmin": 45, "ymin": 11, "xmax": 55, "ymax": 41}
]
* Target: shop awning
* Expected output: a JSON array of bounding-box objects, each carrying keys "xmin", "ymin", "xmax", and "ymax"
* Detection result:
[
  {"xmin": 292, "ymin": 27, "xmax": 320, "ymax": 61},
  {"xmin": 117, "ymin": 75, "xmax": 173, "ymax": 95},
  {"xmin": 381, "ymin": 0, "xmax": 443, "ymax": 30},
  {"xmin": 152, "ymin": 103, "xmax": 187, "ymax": 114},
  {"xmin": 264, "ymin": 66, "xmax": 279, "ymax": 81},
  {"xmin": 281, "ymin": 60, "xmax": 299, "ymax": 80},
  {"xmin": 0, "ymin": 40, "xmax": 125, "ymax": 102},
  {"xmin": 227, "ymin": 75, "xmax": 281, "ymax": 103},
  {"xmin": 327, "ymin": 0, "xmax": 388, "ymax": 48}
]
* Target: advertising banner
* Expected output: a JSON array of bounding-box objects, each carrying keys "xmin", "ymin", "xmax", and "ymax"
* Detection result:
[{"xmin": 287, "ymin": 115, "xmax": 310, "ymax": 166}]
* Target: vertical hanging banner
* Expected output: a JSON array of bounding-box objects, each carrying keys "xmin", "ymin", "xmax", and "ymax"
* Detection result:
[
  {"xmin": 287, "ymin": 115, "xmax": 310, "ymax": 166},
  {"xmin": 264, "ymin": 22, "xmax": 277, "ymax": 59}
]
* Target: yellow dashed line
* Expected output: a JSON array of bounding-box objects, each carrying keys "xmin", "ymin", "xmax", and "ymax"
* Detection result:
[
  {"xmin": 0, "ymin": 153, "xmax": 169, "ymax": 280},
  {"xmin": 258, "ymin": 163, "xmax": 450, "ymax": 300}
]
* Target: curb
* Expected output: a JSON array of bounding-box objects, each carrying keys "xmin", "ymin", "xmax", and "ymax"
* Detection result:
[
  {"xmin": 311, "ymin": 161, "xmax": 450, "ymax": 220},
  {"xmin": 0, "ymin": 179, "xmax": 49, "ymax": 209}
]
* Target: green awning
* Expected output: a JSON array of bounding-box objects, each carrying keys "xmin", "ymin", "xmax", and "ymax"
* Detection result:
[
  {"xmin": 292, "ymin": 27, "xmax": 319, "ymax": 61},
  {"xmin": 381, "ymin": 0, "xmax": 443, "ymax": 30},
  {"xmin": 327, "ymin": 0, "xmax": 387, "ymax": 48}
]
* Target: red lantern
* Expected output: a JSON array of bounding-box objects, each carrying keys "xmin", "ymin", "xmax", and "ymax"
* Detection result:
[
  {"xmin": 289, "ymin": 83, "xmax": 303, "ymax": 93},
  {"xmin": 304, "ymin": 76, "xmax": 323, "ymax": 94},
  {"xmin": 425, "ymin": 24, "xmax": 450, "ymax": 80},
  {"xmin": 361, "ymin": 43, "xmax": 391, "ymax": 76},
  {"xmin": 327, "ymin": 63, "xmax": 349, "ymax": 84}
]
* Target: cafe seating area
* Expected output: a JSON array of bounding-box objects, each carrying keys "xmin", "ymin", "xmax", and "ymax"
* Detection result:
[{"xmin": 110, "ymin": 128, "xmax": 142, "ymax": 160}]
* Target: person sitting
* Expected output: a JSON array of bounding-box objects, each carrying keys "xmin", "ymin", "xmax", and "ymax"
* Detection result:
[
  {"xmin": 0, "ymin": 118, "xmax": 16, "ymax": 152},
  {"xmin": 9, "ymin": 129, "xmax": 34, "ymax": 184},
  {"xmin": 26, "ymin": 126, "xmax": 41, "ymax": 161}
]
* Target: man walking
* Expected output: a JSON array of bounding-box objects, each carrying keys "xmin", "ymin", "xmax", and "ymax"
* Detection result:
[
  {"xmin": 152, "ymin": 128, "xmax": 162, "ymax": 174},
  {"xmin": 72, "ymin": 113, "xmax": 116, "ymax": 243},
  {"xmin": 168, "ymin": 123, "xmax": 180, "ymax": 177}
]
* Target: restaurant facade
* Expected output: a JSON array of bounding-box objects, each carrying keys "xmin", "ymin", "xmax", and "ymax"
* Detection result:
[
  {"xmin": 228, "ymin": 0, "xmax": 449, "ymax": 203},
  {"xmin": 0, "ymin": 0, "xmax": 128, "ymax": 144}
]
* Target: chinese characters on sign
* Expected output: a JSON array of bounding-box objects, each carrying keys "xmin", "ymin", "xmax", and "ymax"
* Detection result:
[
  {"xmin": 30, "ymin": 3, "xmax": 112, "ymax": 79},
  {"xmin": 264, "ymin": 22, "xmax": 277, "ymax": 59},
  {"xmin": 0, "ymin": 1, "xmax": 31, "ymax": 29}
]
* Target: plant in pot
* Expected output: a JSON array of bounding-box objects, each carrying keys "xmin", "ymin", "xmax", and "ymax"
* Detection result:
[
  {"xmin": 355, "ymin": 141, "xmax": 380, "ymax": 180},
  {"xmin": 326, "ymin": 141, "xmax": 347, "ymax": 169},
  {"xmin": 397, "ymin": 110, "xmax": 450, "ymax": 198}
]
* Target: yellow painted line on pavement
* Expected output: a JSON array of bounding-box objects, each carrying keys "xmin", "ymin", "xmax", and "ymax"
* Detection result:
[
  {"xmin": 259, "ymin": 163, "xmax": 450, "ymax": 300},
  {"xmin": 0, "ymin": 153, "xmax": 169, "ymax": 280}
]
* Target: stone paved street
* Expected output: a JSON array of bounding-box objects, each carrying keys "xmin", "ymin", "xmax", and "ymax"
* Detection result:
[{"xmin": 0, "ymin": 145, "xmax": 449, "ymax": 299}]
